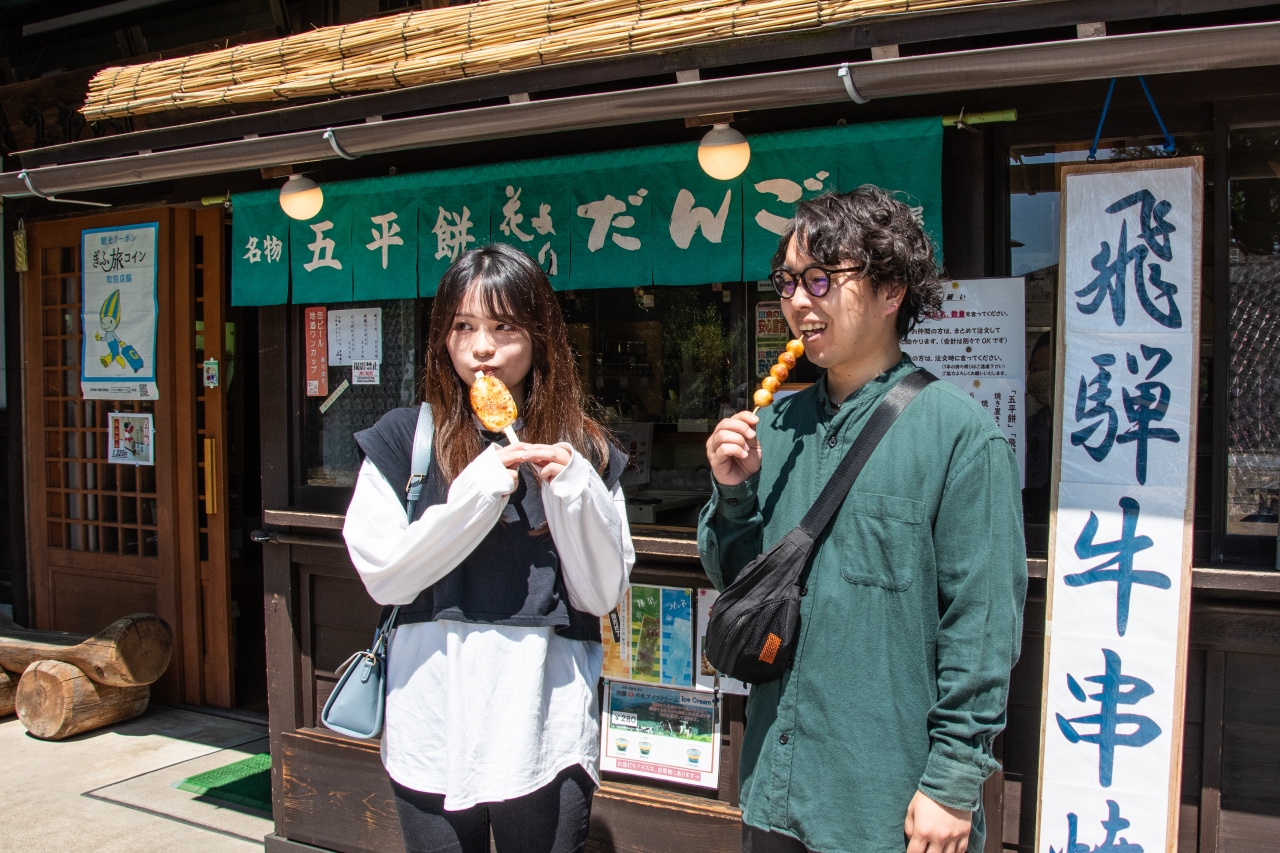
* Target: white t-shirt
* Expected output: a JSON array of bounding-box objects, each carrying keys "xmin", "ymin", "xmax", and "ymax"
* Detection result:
[{"xmin": 343, "ymin": 443, "xmax": 634, "ymax": 809}]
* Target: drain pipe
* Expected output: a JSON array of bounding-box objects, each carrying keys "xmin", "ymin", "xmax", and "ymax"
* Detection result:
[{"xmin": 2, "ymin": 20, "xmax": 1278, "ymax": 199}]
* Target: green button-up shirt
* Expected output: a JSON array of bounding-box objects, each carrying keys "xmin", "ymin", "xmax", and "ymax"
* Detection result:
[{"xmin": 698, "ymin": 357, "xmax": 1027, "ymax": 853}]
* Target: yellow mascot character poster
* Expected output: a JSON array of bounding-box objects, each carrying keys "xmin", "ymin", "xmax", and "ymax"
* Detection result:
[{"xmin": 80, "ymin": 223, "xmax": 159, "ymax": 399}]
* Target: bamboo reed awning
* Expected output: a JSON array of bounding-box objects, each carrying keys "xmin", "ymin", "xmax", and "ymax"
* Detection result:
[{"xmin": 81, "ymin": 0, "xmax": 1014, "ymax": 120}]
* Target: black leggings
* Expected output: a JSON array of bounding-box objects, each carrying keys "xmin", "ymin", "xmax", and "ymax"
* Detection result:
[{"xmin": 391, "ymin": 765, "xmax": 594, "ymax": 853}]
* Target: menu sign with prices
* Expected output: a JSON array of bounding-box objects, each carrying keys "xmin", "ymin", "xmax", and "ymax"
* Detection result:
[
  {"xmin": 327, "ymin": 307, "xmax": 383, "ymax": 366},
  {"xmin": 305, "ymin": 307, "xmax": 328, "ymax": 397},
  {"xmin": 107, "ymin": 412, "xmax": 155, "ymax": 466},
  {"xmin": 902, "ymin": 278, "xmax": 1026, "ymax": 485},
  {"xmin": 600, "ymin": 682, "xmax": 721, "ymax": 790},
  {"xmin": 1035, "ymin": 158, "xmax": 1203, "ymax": 853}
]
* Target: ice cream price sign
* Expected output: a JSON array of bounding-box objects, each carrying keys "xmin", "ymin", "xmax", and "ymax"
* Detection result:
[
  {"xmin": 601, "ymin": 682, "xmax": 721, "ymax": 789},
  {"xmin": 1036, "ymin": 158, "xmax": 1203, "ymax": 853}
]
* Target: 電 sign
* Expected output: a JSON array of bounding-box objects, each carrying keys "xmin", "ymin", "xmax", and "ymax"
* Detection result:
[{"xmin": 1036, "ymin": 158, "xmax": 1203, "ymax": 853}]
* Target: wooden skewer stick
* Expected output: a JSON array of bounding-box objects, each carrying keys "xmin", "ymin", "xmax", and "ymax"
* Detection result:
[{"xmin": 504, "ymin": 425, "xmax": 520, "ymax": 444}]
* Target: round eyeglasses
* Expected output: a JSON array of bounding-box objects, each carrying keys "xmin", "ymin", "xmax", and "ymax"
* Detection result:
[{"xmin": 769, "ymin": 264, "xmax": 862, "ymax": 299}]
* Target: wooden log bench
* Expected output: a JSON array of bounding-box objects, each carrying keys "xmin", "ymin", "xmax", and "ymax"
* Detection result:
[
  {"xmin": 0, "ymin": 612, "xmax": 172, "ymax": 739},
  {"xmin": 0, "ymin": 612, "xmax": 172, "ymax": 687}
]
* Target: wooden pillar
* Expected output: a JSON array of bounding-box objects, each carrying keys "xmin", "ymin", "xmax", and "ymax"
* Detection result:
[{"xmin": 1198, "ymin": 650, "xmax": 1225, "ymax": 853}]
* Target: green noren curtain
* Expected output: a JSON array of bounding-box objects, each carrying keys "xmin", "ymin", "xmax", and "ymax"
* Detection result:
[{"xmin": 231, "ymin": 117, "xmax": 943, "ymax": 306}]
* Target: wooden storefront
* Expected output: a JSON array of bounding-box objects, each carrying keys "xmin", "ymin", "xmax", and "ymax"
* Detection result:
[{"xmin": 3, "ymin": 4, "xmax": 1280, "ymax": 853}]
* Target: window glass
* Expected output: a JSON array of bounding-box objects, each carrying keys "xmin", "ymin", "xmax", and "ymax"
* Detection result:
[
  {"xmin": 1009, "ymin": 134, "xmax": 1213, "ymax": 551},
  {"xmin": 1227, "ymin": 127, "xmax": 1280, "ymax": 537},
  {"xmin": 297, "ymin": 285, "xmax": 772, "ymax": 529},
  {"xmin": 303, "ymin": 299, "xmax": 422, "ymax": 488}
]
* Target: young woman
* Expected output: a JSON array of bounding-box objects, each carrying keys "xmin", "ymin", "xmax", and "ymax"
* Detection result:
[{"xmin": 343, "ymin": 243, "xmax": 634, "ymax": 853}]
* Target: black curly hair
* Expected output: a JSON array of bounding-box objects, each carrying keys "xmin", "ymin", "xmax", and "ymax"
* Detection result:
[{"xmin": 770, "ymin": 186, "xmax": 944, "ymax": 339}]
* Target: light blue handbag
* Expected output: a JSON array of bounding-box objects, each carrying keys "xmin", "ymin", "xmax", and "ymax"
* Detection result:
[{"xmin": 321, "ymin": 403, "xmax": 433, "ymax": 739}]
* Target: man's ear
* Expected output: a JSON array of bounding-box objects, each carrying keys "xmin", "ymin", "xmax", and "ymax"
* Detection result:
[{"xmin": 882, "ymin": 282, "xmax": 906, "ymax": 317}]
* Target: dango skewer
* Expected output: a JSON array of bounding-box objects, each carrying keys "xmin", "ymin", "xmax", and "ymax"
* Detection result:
[{"xmin": 752, "ymin": 339, "xmax": 805, "ymax": 413}]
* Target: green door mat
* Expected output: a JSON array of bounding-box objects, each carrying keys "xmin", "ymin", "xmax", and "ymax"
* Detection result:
[{"xmin": 174, "ymin": 752, "xmax": 272, "ymax": 812}]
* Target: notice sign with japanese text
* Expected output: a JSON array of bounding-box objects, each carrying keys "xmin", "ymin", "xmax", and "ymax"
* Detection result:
[
  {"xmin": 601, "ymin": 681, "xmax": 720, "ymax": 789},
  {"xmin": 327, "ymin": 307, "xmax": 382, "ymax": 366},
  {"xmin": 902, "ymin": 278, "xmax": 1026, "ymax": 485},
  {"xmin": 1036, "ymin": 158, "xmax": 1203, "ymax": 853},
  {"xmin": 81, "ymin": 224, "xmax": 159, "ymax": 400},
  {"xmin": 755, "ymin": 300, "xmax": 789, "ymax": 379},
  {"xmin": 305, "ymin": 307, "xmax": 328, "ymax": 397}
]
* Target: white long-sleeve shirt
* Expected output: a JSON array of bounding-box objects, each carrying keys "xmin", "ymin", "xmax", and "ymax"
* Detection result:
[{"xmin": 343, "ymin": 443, "xmax": 634, "ymax": 808}]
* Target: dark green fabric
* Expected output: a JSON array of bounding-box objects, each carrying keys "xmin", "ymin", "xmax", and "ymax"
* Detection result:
[
  {"xmin": 837, "ymin": 115, "xmax": 944, "ymax": 256},
  {"xmin": 418, "ymin": 185, "xmax": 491, "ymax": 296},
  {"xmin": 649, "ymin": 162, "xmax": 743, "ymax": 286},
  {"xmin": 698, "ymin": 356, "xmax": 1027, "ymax": 853},
  {"xmin": 488, "ymin": 177, "xmax": 572, "ymax": 285},
  {"xmin": 229, "ymin": 118, "xmax": 944, "ymax": 304},
  {"xmin": 291, "ymin": 207, "xmax": 353, "ymax": 304},
  {"xmin": 570, "ymin": 170, "xmax": 653, "ymax": 289},
  {"xmin": 741, "ymin": 142, "xmax": 841, "ymax": 282},
  {"xmin": 351, "ymin": 191, "xmax": 419, "ymax": 300},
  {"xmin": 230, "ymin": 200, "xmax": 290, "ymax": 306}
]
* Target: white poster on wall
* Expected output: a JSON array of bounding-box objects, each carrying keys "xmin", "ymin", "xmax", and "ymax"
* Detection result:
[
  {"xmin": 80, "ymin": 223, "xmax": 160, "ymax": 400},
  {"xmin": 901, "ymin": 278, "xmax": 1026, "ymax": 485},
  {"xmin": 327, "ymin": 307, "xmax": 382, "ymax": 366},
  {"xmin": 1036, "ymin": 158, "xmax": 1203, "ymax": 853}
]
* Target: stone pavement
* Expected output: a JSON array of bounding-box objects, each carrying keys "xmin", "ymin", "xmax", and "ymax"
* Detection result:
[{"xmin": 1, "ymin": 704, "xmax": 272, "ymax": 852}]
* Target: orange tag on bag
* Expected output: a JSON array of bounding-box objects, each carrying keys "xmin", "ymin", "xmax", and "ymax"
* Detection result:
[{"xmin": 758, "ymin": 632, "xmax": 782, "ymax": 665}]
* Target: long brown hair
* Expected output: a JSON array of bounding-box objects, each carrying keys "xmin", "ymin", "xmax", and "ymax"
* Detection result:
[{"xmin": 423, "ymin": 243, "xmax": 613, "ymax": 484}]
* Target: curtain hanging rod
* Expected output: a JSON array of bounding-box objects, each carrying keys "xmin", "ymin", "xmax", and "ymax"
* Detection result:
[{"xmin": 2, "ymin": 20, "xmax": 1277, "ymax": 200}]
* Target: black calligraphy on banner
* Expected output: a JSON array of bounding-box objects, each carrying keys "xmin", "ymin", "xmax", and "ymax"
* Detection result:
[
  {"xmin": 1071, "ymin": 344, "xmax": 1180, "ymax": 484},
  {"xmin": 1076, "ymin": 190, "xmax": 1182, "ymax": 329}
]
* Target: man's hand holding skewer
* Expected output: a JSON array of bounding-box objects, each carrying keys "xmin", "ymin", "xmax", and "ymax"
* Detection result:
[{"xmin": 706, "ymin": 411, "xmax": 761, "ymax": 487}]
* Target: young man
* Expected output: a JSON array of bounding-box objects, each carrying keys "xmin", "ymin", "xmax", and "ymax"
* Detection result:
[{"xmin": 700, "ymin": 188, "xmax": 1027, "ymax": 853}]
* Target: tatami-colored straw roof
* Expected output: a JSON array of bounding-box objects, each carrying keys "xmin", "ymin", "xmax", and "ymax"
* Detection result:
[{"xmin": 82, "ymin": 0, "xmax": 1011, "ymax": 120}]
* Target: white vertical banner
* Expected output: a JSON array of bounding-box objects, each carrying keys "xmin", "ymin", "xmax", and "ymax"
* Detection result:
[
  {"xmin": 81, "ymin": 223, "xmax": 160, "ymax": 400},
  {"xmin": 1036, "ymin": 158, "xmax": 1203, "ymax": 853}
]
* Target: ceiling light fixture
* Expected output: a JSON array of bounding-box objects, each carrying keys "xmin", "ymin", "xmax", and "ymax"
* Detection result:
[
  {"xmin": 278, "ymin": 174, "xmax": 324, "ymax": 220},
  {"xmin": 697, "ymin": 124, "xmax": 751, "ymax": 181}
]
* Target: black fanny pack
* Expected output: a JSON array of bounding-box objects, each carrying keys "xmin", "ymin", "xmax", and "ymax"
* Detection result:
[{"xmin": 702, "ymin": 369, "xmax": 937, "ymax": 685}]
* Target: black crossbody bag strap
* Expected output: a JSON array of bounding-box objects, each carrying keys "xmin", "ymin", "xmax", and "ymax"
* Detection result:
[{"xmin": 794, "ymin": 369, "xmax": 937, "ymax": 546}]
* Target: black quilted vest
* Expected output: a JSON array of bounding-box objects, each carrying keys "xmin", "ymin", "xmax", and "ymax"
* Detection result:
[{"xmin": 353, "ymin": 407, "xmax": 626, "ymax": 642}]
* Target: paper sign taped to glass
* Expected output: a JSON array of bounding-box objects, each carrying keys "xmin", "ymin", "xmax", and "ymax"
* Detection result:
[
  {"xmin": 901, "ymin": 278, "xmax": 1026, "ymax": 486},
  {"xmin": 600, "ymin": 681, "xmax": 720, "ymax": 789},
  {"xmin": 80, "ymin": 224, "xmax": 160, "ymax": 400},
  {"xmin": 1035, "ymin": 158, "xmax": 1203, "ymax": 853},
  {"xmin": 108, "ymin": 412, "xmax": 155, "ymax": 466}
]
